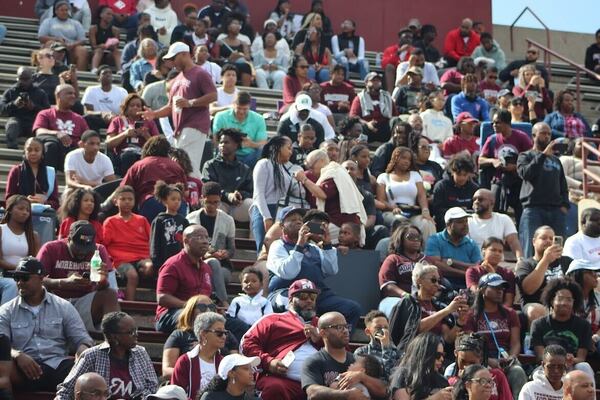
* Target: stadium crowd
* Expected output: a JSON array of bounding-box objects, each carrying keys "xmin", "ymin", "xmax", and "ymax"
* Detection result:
[{"xmin": 0, "ymin": 0, "xmax": 600, "ymax": 400}]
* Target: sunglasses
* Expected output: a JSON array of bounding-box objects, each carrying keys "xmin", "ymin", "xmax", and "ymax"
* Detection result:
[
  {"xmin": 297, "ymin": 65, "xmax": 310, "ymax": 69},
  {"xmin": 297, "ymin": 293, "xmax": 318, "ymax": 301},
  {"xmin": 436, "ymin": 351, "xmax": 444, "ymax": 359},
  {"xmin": 196, "ymin": 303, "xmax": 217, "ymax": 312},
  {"xmin": 205, "ymin": 329, "xmax": 229, "ymax": 337},
  {"xmin": 405, "ymin": 233, "xmax": 422, "ymax": 241},
  {"xmin": 471, "ymin": 378, "xmax": 495, "ymax": 386},
  {"xmin": 527, "ymin": 50, "xmax": 538, "ymax": 55},
  {"xmin": 13, "ymin": 274, "xmax": 31, "ymax": 282}
]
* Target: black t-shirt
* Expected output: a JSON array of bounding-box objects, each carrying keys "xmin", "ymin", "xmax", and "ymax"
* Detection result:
[
  {"xmin": 301, "ymin": 349, "xmax": 354, "ymax": 390},
  {"xmin": 164, "ymin": 329, "xmax": 238, "ymax": 355},
  {"xmin": 515, "ymin": 257, "xmax": 566, "ymax": 306},
  {"xmin": 200, "ymin": 391, "xmax": 258, "ymax": 400},
  {"xmin": 390, "ymin": 367, "xmax": 449, "ymax": 400},
  {"xmin": 0, "ymin": 335, "xmax": 10, "ymax": 361},
  {"xmin": 531, "ymin": 315, "xmax": 592, "ymax": 355},
  {"xmin": 200, "ymin": 211, "xmax": 217, "ymax": 239}
]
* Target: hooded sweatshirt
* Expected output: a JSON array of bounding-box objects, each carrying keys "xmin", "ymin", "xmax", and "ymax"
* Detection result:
[
  {"xmin": 471, "ymin": 40, "xmax": 507, "ymax": 70},
  {"xmin": 518, "ymin": 369, "xmax": 563, "ymax": 400}
]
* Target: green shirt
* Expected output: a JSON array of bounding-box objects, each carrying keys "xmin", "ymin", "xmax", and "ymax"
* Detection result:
[{"xmin": 212, "ymin": 109, "xmax": 268, "ymax": 156}]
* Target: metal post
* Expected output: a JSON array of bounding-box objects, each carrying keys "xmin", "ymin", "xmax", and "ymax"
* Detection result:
[{"xmin": 576, "ymin": 71, "xmax": 581, "ymax": 113}]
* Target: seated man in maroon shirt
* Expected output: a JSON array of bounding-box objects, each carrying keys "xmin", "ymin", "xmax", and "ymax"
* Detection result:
[
  {"xmin": 155, "ymin": 224, "xmax": 213, "ymax": 334},
  {"xmin": 37, "ymin": 220, "xmax": 120, "ymax": 332},
  {"xmin": 350, "ymin": 72, "xmax": 398, "ymax": 142},
  {"xmin": 33, "ymin": 84, "xmax": 89, "ymax": 170},
  {"xmin": 320, "ymin": 65, "xmax": 356, "ymax": 118}
]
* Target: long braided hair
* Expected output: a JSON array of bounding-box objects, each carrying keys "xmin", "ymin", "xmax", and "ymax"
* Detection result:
[{"xmin": 261, "ymin": 136, "xmax": 291, "ymax": 192}]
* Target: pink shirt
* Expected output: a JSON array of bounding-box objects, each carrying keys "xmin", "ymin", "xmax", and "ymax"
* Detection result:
[
  {"xmin": 33, "ymin": 107, "xmax": 89, "ymax": 142},
  {"xmin": 169, "ymin": 65, "xmax": 216, "ymax": 134},
  {"xmin": 106, "ymin": 116, "xmax": 159, "ymax": 155}
]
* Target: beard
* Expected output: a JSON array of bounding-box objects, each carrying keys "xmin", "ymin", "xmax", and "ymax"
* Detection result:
[{"xmin": 291, "ymin": 301, "xmax": 316, "ymax": 321}]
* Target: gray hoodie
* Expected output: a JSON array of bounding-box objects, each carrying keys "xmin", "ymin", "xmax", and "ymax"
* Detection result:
[{"xmin": 518, "ymin": 369, "xmax": 563, "ymax": 400}]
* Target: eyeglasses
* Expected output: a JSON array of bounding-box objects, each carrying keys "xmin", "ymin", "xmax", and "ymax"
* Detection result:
[
  {"xmin": 297, "ymin": 293, "xmax": 318, "ymax": 301},
  {"xmin": 545, "ymin": 363, "xmax": 566, "ymax": 371},
  {"xmin": 79, "ymin": 389, "xmax": 110, "ymax": 399},
  {"xmin": 114, "ymin": 328, "xmax": 138, "ymax": 337},
  {"xmin": 324, "ymin": 324, "xmax": 352, "ymax": 332},
  {"xmin": 13, "ymin": 274, "xmax": 31, "ymax": 282},
  {"xmin": 436, "ymin": 352, "xmax": 445, "ymax": 359},
  {"xmin": 297, "ymin": 65, "xmax": 310, "ymax": 69},
  {"xmin": 471, "ymin": 378, "xmax": 495, "ymax": 386},
  {"xmin": 418, "ymin": 145, "xmax": 431, "ymax": 150},
  {"xmin": 405, "ymin": 233, "xmax": 422, "ymax": 241},
  {"xmin": 205, "ymin": 329, "xmax": 229, "ymax": 337},
  {"xmin": 196, "ymin": 303, "xmax": 217, "ymax": 312},
  {"xmin": 527, "ymin": 50, "xmax": 538, "ymax": 54}
]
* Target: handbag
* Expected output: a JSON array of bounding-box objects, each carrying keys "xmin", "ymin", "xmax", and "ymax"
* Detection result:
[
  {"xmin": 384, "ymin": 173, "xmax": 421, "ymax": 218},
  {"xmin": 276, "ymin": 165, "xmax": 306, "ymax": 215}
]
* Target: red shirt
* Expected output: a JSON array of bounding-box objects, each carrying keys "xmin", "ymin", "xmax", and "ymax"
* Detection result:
[
  {"xmin": 155, "ymin": 250, "xmax": 213, "ymax": 320},
  {"xmin": 320, "ymin": 178, "xmax": 360, "ymax": 227},
  {"xmin": 282, "ymin": 75, "xmax": 313, "ymax": 109},
  {"xmin": 106, "ymin": 116, "xmax": 159, "ymax": 155},
  {"xmin": 440, "ymin": 69, "xmax": 464, "ymax": 97},
  {"xmin": 442, "ymin": 135, "xmax": 479, "ymax": 157},
  {"xmin": 109, "ymin": 356, "xmax": 136, "ymax": 399},
  {"xmin": 98, "ymin": 0, "xmax": 138, "ymax": 16},
  {"xmin": 59, "ymin": 217, "xmax": 104, "ymax": 244},
  {"xmin": 465, "ymin": 265, "xmax": 516, "ymax": 296},
  {"xmin": 381, "ymin": 44, "xmax": 414, "ymax": 69},
  {"xmin": 169, "ymin": 66, "xmax": 216, "ymax": 134},
  {"xmin": 33, "ymin": 107, "xmax": 89, "ymax": 142},
  {"xmin": 463, "ymin": 307, "xmax": 520, "ymax": 358},
  {"xmin": 379, "ymin": 253, "xmax": 429, "ymax": 294},
  {"xmin": 443, "ymin": 28, "xmax": 480, "ymax": 63},
  {"xmin": 320, "ymin": 81, "xmax": 356, "ymax": 113},
  {"xmin": 103, "ymin": 213, "xmax": 150, "ymax": 267},
  {"xmin": 121, "ymin": 156, "xmax": 187, "ymax": 207},
  {"xmin": 37, "ymin": 239, "xmax": 113, "ymax": 299},
  {"xmin": 186, "ymin": 177, "xmax": 203, "ymax": 209}
]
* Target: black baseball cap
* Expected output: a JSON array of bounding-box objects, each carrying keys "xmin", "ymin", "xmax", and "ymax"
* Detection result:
[
  {"xmin": 14, "ymin": 256, "xmax": 44, "ymax": 276},
  {"xmin": 68, "ymin": 220, "xmax": 97, "ymax": 254}
]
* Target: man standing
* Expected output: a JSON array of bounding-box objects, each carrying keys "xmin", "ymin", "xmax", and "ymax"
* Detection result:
[
  {"xmin": 562, "ymin": 371, "xmax": 595, "ymax": 400},
  {"xmin": 517, "ymin": 122, "xmax": 569, "ymax": 258},
  {"xmin": 0, "ymin": 257, "xmax": 93, "ymax": 392},
  {"xmin": 241, "ymin": 279, "xmax": 322, "ymax": 400},
  {"xmin": 350, "ymin": 73, "xmax": 397, "ymax": 142},
  {"xmin": 425, "ymin": 207, "xmax": 482, "ymax": 289},
  {"xmin": 302, "ymin": 312, "xmax": 386, "ymax": 400},
  {"xmin": 141, "ymin": 42, "xmax": 217, "ymax": 179},
  {"xmin": 212, "ymin": 91, "xmax": 268, "ymax": 168},
  {"xmin": 563, "ymin": 208, "xmax": 600, "ymax": 263},
  {"xmin": 518, "ymin": 345, "xmax": 565, "ymax": 400},
  {"xmin": 468, "ymin": 188, "xmax": 523, "ymax": 259},
  {"xmin": 37, "ymin": 221, "xmax": 120, "ymax": 332},
  {"xmin": 33, "ymin": 84, "xmax": 89, "ymax": 169},
  {"xmin": 0, "ymin": 66, "xmax": 49, "ymax": 149},
  {"xmin": 443, "ymin": 18, "xmax": 480, "ymax": 67},
  {"xmin": 82, "ymin": 65, "xmax": 128, "ymax": 131}
]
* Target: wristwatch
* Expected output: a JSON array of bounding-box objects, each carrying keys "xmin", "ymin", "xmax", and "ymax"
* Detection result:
[{"xmin": 446, "ymin": 258, "xmax": 453, "ymax": 267}]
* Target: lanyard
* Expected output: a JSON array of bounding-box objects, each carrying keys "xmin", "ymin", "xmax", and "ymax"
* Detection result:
[{"xmin": 483, "ymin": 312, "xmax": 503, "ymax": 355}]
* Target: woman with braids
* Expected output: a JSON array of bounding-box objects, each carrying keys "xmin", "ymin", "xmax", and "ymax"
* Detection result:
[
  {"xmin": 444, "ymin": 333, "xmax": 512, "ymax": 400},
  {"xmin": 463, "ymin": 273, "xmax": 527, "ymax": 398},
  {"xmin": 120, "ymin": 136, "xmax": 187, "ymax": 222},
  {"xmin": 337, "ymin": 116, "xmax": 365, "ymax": 163},
  {"xmin": 250, "ymin": 135, "xmax": 304, "ymax": 252},
  {"xmin": 0, "ymin": 196, "xmax": 39, "ymax": 304},
  {"xmin": 199, "ymin": 354, "xmax": 260, "ymax": 400},
  {"xmin": 56, "ymin": 311, "xmax": 158, "ymax": 400},
  {"xmin": 452, "ymin": 364, "xmax": 494, "ymax": 400},
  {"xmin": 389, "ymin": 332, "xmax": 453, "ymax": 400},
  {"xmin": 349, "ymin": 144, "xmax": 378, "ymax": 195},
  {"xmin": 565, "ymin": 259, "xmax": 600, "ymax": 352},
  {"xmin": 531, "ymin": 277, "xmax": 595, "ymax": 382}
]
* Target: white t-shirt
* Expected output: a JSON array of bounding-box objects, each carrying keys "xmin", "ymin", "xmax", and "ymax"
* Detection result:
[
  {"xmin": 563, "ymin": 232, "xmax": 600, "ymax": 264},
  {"xmin": 468, "ymin": 212, "xmax": 518, "ymax": 248},
  {"xmin": 376, "ymin": 171, "xmax": 422, "ymax": 206},
  {"xmin": 64, "ymin": 148, "xmax": 114, "ymax": 187},
  {"xmin": 420, "ymin": 109, "xmax": 453, "ymax": 143},
  {"xmin": 286, "ymin": 341, "xmax": 318, "ymax": 382},
  {"xmin": 199, "ymin": 358, "xmax": 216, "ymax": 391},
  {"xmin": 200, "ymin": 62, "xmax": 222, "ymax": 85},
  {"xmin": 82, "ymin": 85, "xmax": 128, "ymax": 115},
  {"xmin": 216, "ymin": 87, "xmax": 238, "ymax": 107}
]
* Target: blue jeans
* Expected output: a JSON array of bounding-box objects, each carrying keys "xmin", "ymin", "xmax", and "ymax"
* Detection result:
[
  {"xmin": 379, "ymin": 296, "xmax": 401, "ymax": 318},
  {"xmin": 237, "ymin": 148, "xmax": 262, "ymax": 169},
  {"xmin": 0, "ymin": 278, "xmax": 17, "ymax": 305},
  {"xmin": 0, "ymin": 24, "xmax": 6, "ymax": 45},
  {"xmin": 308, "ymin": 66, "xmax": 330, "ymax": 83},
  {"xmin": 335, "ymin": 55, "xmax": 369, "ymax": 80},
  {"xmin": 519, "ymin": 206, "xmax": 567, "ymax": 258},
  {"xmin": 250, "ymin": 204, "xmax": 278, "ymax": 252},
  {"xmin": 565, "ymin": 201, "xmax": 579, "ymax": 238}
]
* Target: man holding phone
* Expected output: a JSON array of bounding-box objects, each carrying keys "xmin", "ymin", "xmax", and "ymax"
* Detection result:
[{"xmin": 517, "ymin": 122, "xmax": 570, "ymax": 258}]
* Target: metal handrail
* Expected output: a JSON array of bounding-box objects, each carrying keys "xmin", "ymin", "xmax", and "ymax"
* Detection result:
[
  {"xmin": 581, "ymin": 139, "xmax": 600, "ymax": 197},
  {"xmin": 509, "ymin": 7, "xmax": 551, "ymax": 68}
]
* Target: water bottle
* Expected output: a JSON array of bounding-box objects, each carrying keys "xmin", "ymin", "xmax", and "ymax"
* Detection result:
[
  {"xmin": 523, "ymin": 332, "xmax": 534, "ymax": 355},
  {"xmin": 375, "ymin": 52, "xmax": 381, "ymax": 68},
  {"xmin": 90, "ymin": 249, "xmax": 102, "ymax": 282}
]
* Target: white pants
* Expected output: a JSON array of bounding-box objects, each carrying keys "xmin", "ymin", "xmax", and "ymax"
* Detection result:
[
  {"xmin": 174, "ymin": 127, "xmax": 207, "ymax": 180},
  {"xmin": 255, "ymin": 68, "xmax": 286, "ymax": 90},
  {"xmin": 220, "ymin": 198, "xmax": 253, "ymax": 223}
]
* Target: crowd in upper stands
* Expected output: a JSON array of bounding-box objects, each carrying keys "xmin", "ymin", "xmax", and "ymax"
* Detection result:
[{"xmin": 0, "ymin": 0, "xmax": 600, "ymax": 399}]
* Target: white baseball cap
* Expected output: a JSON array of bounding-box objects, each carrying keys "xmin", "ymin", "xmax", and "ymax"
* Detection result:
[
  {"xmin": 566, "ymin": 259, "xmax": 600, "ymax": 275},
  {"xmin": 145, "ymin": 385, "xmax": 187, "ymax": 400},
  {"xmin": 295, "ymin": 93, "xmax": 312, "ymax": 111},
  {"xmin": 444, "ymin": 207, "xmax": 472, "ymax": 224},
  {"xmin": 218, "ymin": 354, "xmax": 260, "ymax": 380},
  {"xmin": 163, "ymin": 42, "xmax": 190, "ymax": 60}
]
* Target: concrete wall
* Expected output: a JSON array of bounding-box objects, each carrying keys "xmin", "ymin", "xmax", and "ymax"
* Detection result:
[{"xmin": 493, "ymin": 24, "xmax": 595, "ymax": 66}]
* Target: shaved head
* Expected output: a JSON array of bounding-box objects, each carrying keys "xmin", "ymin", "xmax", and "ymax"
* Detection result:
[
  {"xmin": 563, "ymin": 370, "xmax": 595, "ymax": 400},
  {"xmin": 75, "ymin": 372, "xmax": 107, "ymax": 400},
  {"xmin": 473, "ymin": 188, "xmax": 494, "ymax": 216},
  {"xmin": 318, "ymin": 311, "xmax": 345, "ymax": 329}
]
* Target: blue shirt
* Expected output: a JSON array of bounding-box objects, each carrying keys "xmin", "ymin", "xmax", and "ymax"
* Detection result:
[
  {"xmin": 425, "ymin": 230, "xmax": 482, "ymax": 264},
  {"xmin": 451, "ymin": 92, "xmax": 490, "ymax": 122}
]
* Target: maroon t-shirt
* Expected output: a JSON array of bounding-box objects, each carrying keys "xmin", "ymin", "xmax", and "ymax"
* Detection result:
[
  {"xmin": 32, "ymin": 107, "xmax": 89, "ymax": 142},
  {"xmin": 320, "ymin": 178, "xmax": 360, "ymax": 227},
  {"xmin": 37, "ymin": 239, "xmax": 113, "ymax": 299},
  {"xmin": 156, "ymin": 250, "xmax": 213, "ymax": 320},
  {"xmin": 463, "ymin": 307, "xmax": 520, "ymax": 358},
  {"xmin": 442, "ymin": 135, "xmax": 479, "ymax": 157},
  {"xmin": 121, "ymin": 156, "xmax": 187, "ymax": 206},
  {"xmin": 320, "ymin": 81, "xmax": 356, "ymax": 113},
  {"xmin": 465, "ymin": 265, "xmax": 516, "ymax": 295},
  {"xmin": 169, "ymin": 65, "xmax": 216, "ymax": 134},
  {"xmin": 419, "ymin": 299, "xmax": 445, "ymax": 335},
  {"xmin": 109, "ymin": 355, "xmax": 136, "ymax": 400},
  {"xmin": 106, "ymin": 116, "xmax": 159, "ymax": 155},
  {"xmin": 379, "ymin": 253, "xmax": 429, "ymax": 294}
]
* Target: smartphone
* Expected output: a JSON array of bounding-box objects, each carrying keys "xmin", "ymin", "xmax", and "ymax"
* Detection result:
[
  {"xmin": 553, "ymin": 142, "xmax": 569, "ymax": 155},
  {"xmin": 373, "ymin": 328, "xmax": 385, "ymax": 339},
  {"xmin": 282, "ymin": 350, "xmax": 295, "ymax": 368},
  {"xmin": 307, "ymin": 221, "xmax": 324, "ymax": 235},
  {"xmin": 553, "ymin": 236, "xmax": 564, "ymax": 247},
  {"xmin": 19, "ymin": 92, "xmax": 29, "ymax": 102},
  {"xmin": 134, "ymin": 120, "xmax": 144, "ymax": 129}
]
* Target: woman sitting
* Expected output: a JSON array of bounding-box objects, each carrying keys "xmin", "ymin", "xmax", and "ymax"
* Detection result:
[
  {"xmin": 253, "ymin": 31, "xmax": 288, "ymax": 90},
  {"xmin": 89, "ymin": 6, "xmax": 121, "ymax": 72},
  {"xmin": 544, "ymin": 90, "xmax": 592, "ymax": 138},
  {"xmin": 171, "ymin": 312, "xmax": 227, "ymax": 399},
  {"xmin": 349, "ymin": 144, "xmax": 377, "ymax": 195},
  {"xmin": 212, "ymin": 17, "xmax": 253, "ymax": 87},
  {"xmin": 58, "ymin": 188, "xmax": 103, "ymax": 244},
  {"xmin": 296, "ymin": 27, "xmax": 332, "ymax": 83},
  {"xmin": 282, "ymin": 55, "xmax": 313, "ymax": 113},
  {"xmin": 56, "ymin": 311, "xmax": 158, "ymax": 399},
  {"xmin": 512, "ymin": 64, "xmax": 552, "ymax": 123},
  {"xmin": 376, "ymin": 146, "xmax": 436, "ymax": 240},
  {"xmin": 106, "ymin": 93, "xmax": 160, "ymax": 176},
  {"xmin": 199, "ymin": 354, "xmax": 260, "ymax": 400},
  {"xmin": 129, "ymin": 38, "xmax": 158, "ymax": 91},
  {"xmin": 389, "ymin": 262, "xmax": 468, "ymax": 351},
  {"xmin": 452, "ymin": 364, "xmax": 495, "ymax": 400},
  {"xmin": 371, "ymin": 118, "xmax": 412, "ymax": 176},
  {"xmin": 162, "ymin": 295, "xmax": 238, "ymax": 379},
  {"xmin": 411, "ymin": 135, "xmax": 444, "ymax": 196}
]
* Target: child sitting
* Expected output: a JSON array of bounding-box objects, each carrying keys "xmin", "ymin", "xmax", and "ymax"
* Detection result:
[
  {"xmin": 170, "ymin": 147, "xmax": 202, "ymax": 211},
  {"xmin": 226, "ymin": 266, "xmax": 273, "ymax": 341},
  {"xmin": 330, "ymin": 354, "xmax": 383, "ymax": 398},
  {"xmin": 337, "ymin": 222, "xmax": 361, "ymax": 254},
  {"xmin": 150, "ymin": 180, "xmax": 189, "ymax": 268},
  {"xmin": 58, "ymin": 188, "xmax": 104, "ymax": 244},
  {"xmin": 291, "ymin": 124, "xmax": 317, "ymax": 166},
  {"xmin": 103, "ymin": 185, "xmax": 153, "ymax": 301}
]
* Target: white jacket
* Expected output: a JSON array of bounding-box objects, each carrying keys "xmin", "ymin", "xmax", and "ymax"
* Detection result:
[{"xmin": 518, "ymin": 369, "xmax": 563, "ymax": 400}]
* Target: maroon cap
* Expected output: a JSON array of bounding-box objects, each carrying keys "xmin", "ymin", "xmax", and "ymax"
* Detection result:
[
  {"xmin": 455, "ymin": 112, "xmax": 479, "ymax": 125},
  {"xmin": 288, "ymin": 279, "xmax": 320, "ymax": 298}
]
